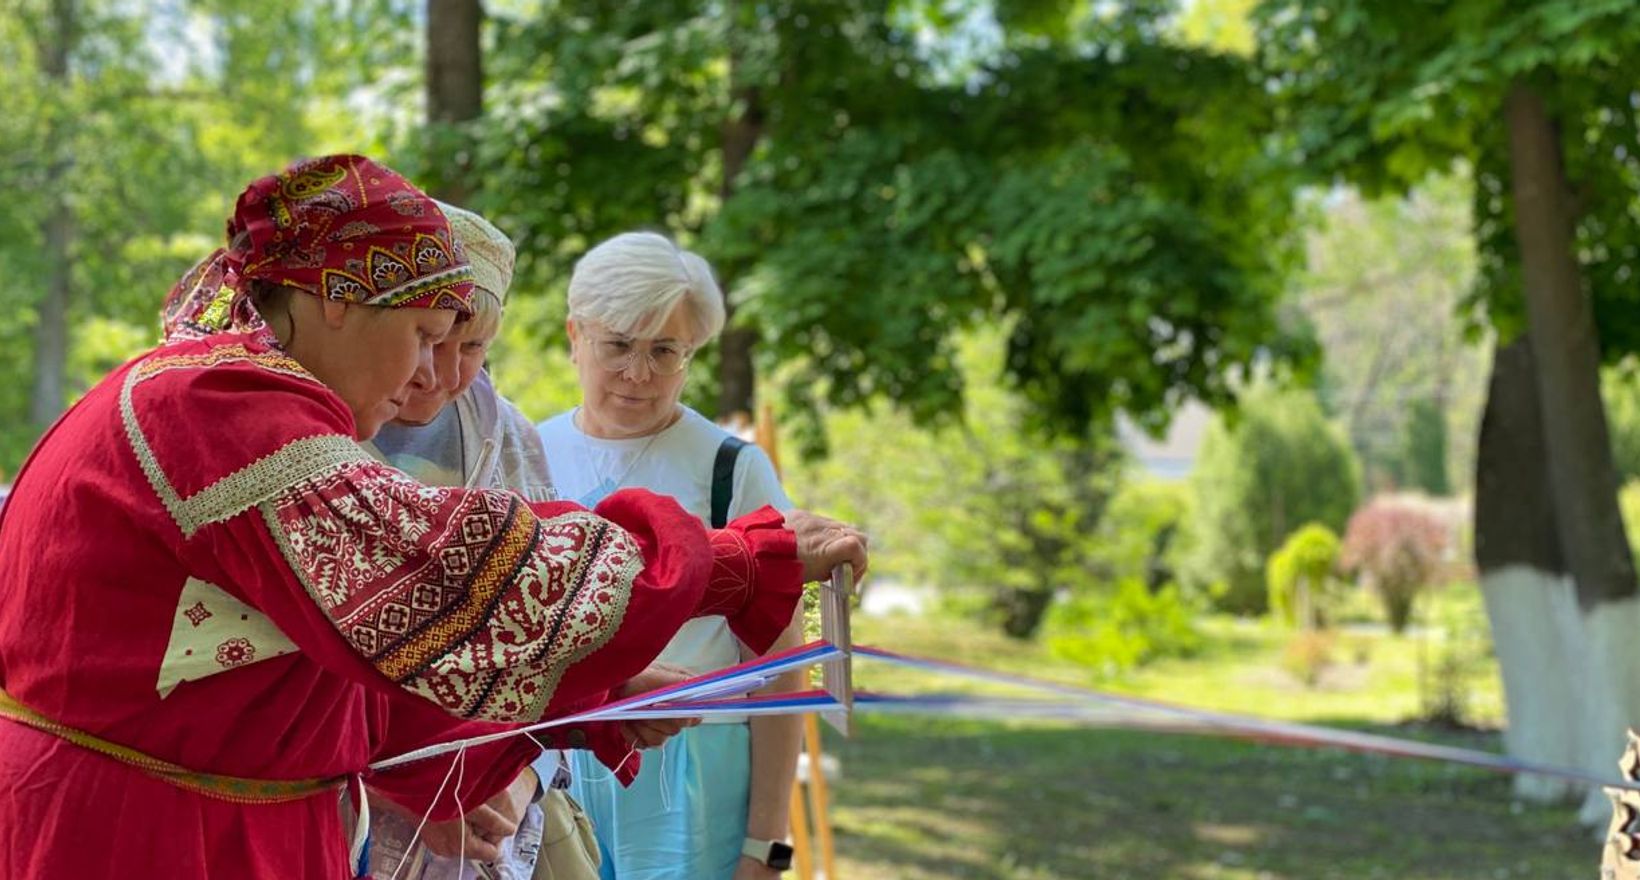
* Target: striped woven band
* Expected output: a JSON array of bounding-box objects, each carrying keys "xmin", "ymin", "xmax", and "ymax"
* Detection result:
[{"xmin": 0, "ymin": 687, "xmax": 346, "ymax": 804}]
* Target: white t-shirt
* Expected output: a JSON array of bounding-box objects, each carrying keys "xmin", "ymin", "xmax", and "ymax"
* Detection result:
[{"xmin": 537, "ymin": 406, "xmax": 794, "ymax": 686}]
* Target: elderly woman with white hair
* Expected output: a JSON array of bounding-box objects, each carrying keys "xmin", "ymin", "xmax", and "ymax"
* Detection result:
[{"xmin": 539, "ymin": 232, "xmax": 823, "ymax": 880}]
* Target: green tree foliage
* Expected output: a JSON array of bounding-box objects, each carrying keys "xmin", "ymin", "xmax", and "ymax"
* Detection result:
[
  {"xmin": 1401, "ymin": 397, "xmax": 1451, "ymax": 496},
  {"xmin": 1182, "ymin": 385, "xmax": 1361, "ymax": 613},
  {"xmin": 1266, "ymin": 522, "xmax": 1340, "ymax": 629},
  {"xmin": 1252, "ymin": 0, "xmax": 1640, "ymax": 570},
  {"xmin": 1255, "ymin": 1, "xmax": 1640, "ymax": 333},
  {"xmin": 0, "ymin": 1, "xmax": 417, "ymax": 469},
  {"xmin": 3, "ymin": 2, "xmax": 211, "ymax": 438},
  {"xmin": 1295, "ymin": 177, "xmax": 1486, "ymax": 494},
  {"xmin": 1257, "ymin": 0, "xmax": 1640, "ymax": 620},
  {"xmin": 1620, "ymin": 479, "xmax": 1640, "ymax": 560},
  {"xmin": 784, "ymin": 327, "xmax": 1122, "ymax": 639},
  {"xmin": 1176, "ymin": 0, "xmax": 1256, "ymax": 55},
  {"xmin": 465, "ymin": 0, "xmax": 1313, "ymax": 447},
  {"xmin": 1089, "ymin": 477, "xmax": 1193, "ymax": 592},
  {"xmin": 1603, "ymin": 363, "xmax": 1640, "ymax": 483}
]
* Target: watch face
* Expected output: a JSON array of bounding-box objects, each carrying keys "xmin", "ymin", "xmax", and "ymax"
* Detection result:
[{"xmin": 768, "ymin": 841, "xmax": 795, "ymax": 871}]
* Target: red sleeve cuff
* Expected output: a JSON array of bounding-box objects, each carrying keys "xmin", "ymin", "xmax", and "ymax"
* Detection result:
[
  {"xmin": 698, "ymin": 506, "xmax": 804, "ymax": 654},
  {"xmin": 528, "ymin": 719, "xmax": 643, "ymax": 786}
]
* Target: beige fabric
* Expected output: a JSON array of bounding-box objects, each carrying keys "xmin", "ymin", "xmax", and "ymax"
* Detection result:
[
  {"xmin": 435, "ymin": 201, "xmax": 516, "ymax": 307},
  {"xmin": 156, "ymin": 577, "xmax": 298, "ymax": 698},
  {"xmin": 534, "ymin": 790, "xmax": 602, "ymax": 880}
]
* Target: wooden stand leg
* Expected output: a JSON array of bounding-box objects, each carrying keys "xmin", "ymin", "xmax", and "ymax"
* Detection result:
[
  {"xmin": 789, "ymin": 767, "xmax": 815, "ymax": 880},
  {"xmin": 804, "ymin": 713, "xmax": 839, "ymax": 879}
]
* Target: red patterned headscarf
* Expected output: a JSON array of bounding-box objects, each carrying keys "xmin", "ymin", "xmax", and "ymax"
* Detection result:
[{"xmin": 163, "ymin": 154, "xmax": 473, "ymax": 341}]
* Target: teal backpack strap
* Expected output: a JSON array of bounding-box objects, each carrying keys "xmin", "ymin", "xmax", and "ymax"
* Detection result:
[{"xmin": 710, "ymin": 435, "xmax": 750, "ymax": 528}]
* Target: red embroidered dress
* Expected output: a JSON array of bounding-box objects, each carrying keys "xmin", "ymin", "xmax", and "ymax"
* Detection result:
[{"xmin": 0, "ymin": 332, "xmax": 800, "ymax": 879}]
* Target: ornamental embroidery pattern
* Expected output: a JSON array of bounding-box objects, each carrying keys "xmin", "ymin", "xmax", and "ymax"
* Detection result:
[
  {"xmin": 120, "ymin": 344, "xmax": 374, "ymax": 537},
  {"xmin": 216, "ymin": 638, "xmax": 256, "ymax": 668},
  {"xmin": 700, "ymin": 529, "xmax": 756, "ymax": 617},
  {"xmin": 157, "ymin": 577, "xmax": 297, "ymax": 698},
  {"xmin": 185, "ymin": 602, "xmax": 212, "ymax": 627},
  {"xmin": 264, "ymin": 462, "xmax": 641, "ymax": 722}
]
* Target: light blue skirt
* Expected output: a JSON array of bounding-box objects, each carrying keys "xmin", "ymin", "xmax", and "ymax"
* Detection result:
[{"xmin": 567, "ymin": 723, "xmax": 751, "ymax": 880}]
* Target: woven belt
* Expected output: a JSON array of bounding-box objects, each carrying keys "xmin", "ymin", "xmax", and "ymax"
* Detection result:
[{"xmin": 0, "ymin": 687, "xmax": 346, "ymax": 804}]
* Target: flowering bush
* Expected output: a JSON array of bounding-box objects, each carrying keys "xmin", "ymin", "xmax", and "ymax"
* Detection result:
[{"xmin": 1339, "ymin": 497, "xmax": 1449, "ymax": 633}]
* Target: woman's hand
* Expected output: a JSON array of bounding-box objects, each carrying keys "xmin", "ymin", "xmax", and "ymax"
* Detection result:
[
  {"xmin": 784, "ymin": 509, "xmax": 869, "ymax": 584},
  {"xmin": 616, "ymin": 662, "xmax": 702, "ymax": 749},
  {"xmin": 418, "ymin": 766, "xmax": 537, "ymax": 862}
]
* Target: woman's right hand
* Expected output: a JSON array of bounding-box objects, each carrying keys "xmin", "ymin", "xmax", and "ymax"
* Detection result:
[
  {"xmin": 615, "ymin": 662, "xmax": 701, "ymax": 748},
  {"xmin": 784, "ymin": 509, "xmax": 869, "ymax": 584}
]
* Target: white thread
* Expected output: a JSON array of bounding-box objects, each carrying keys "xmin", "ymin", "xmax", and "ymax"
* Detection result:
[
  {"xmin": 453, "ymin": 747, "xmax": 469, "ymax": 872},
  {"xmin": 389, "ymin": 744, "xmax": 469, "ymax": 880},
  {"xmin": 655, "ymin": 737, "xmax": 673, "ymax": 812},
  {"xmin": 615, "ymin": 739, "xmax": 641, "ymax": 778}
]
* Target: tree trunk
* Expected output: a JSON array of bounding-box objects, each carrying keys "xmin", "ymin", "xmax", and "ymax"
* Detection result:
[
  {"xmin": 1474, "ymin": 336, "xmax": 1580, "ymax": 802},
  {"xmin": 425, "ymin": 0, "xmax": 483, "ymax": 205},
  {"xmin": 993, "ymin": 586, "xmax": 1054, "ymax": 640},
  {"xmin": 714, "ymin": 10, "xmax": 764, "ymax": 421},
  {"xmin": 1498, "ymin": 82, "xmax": 1640, "ymax": 823},
  {"xmin": 1505, "ymin": 82, "xmax": 1636, "ymax": 608},
  {"xmin": 30, "ymin": 0, "xmax": 75, "ymax": 428}
]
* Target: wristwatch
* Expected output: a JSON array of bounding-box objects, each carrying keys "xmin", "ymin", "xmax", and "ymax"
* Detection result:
[{"xmin": 742, "ymin": 837, "xmax": 795, "ymax": 871}]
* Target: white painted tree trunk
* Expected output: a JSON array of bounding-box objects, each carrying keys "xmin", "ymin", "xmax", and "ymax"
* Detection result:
[
  {"xmin": 1481, "ymin": 565, "xmax": 1582, "ymax": 803},
  {"xmin": 1483, "ymin": 565, "xmax": 1640, "ymax": 825}
]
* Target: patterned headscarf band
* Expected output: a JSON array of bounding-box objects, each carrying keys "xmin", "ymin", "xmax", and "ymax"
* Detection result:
[{"xmin": 163, "ymin": 154, "xmax": 473, "ymax": 341}]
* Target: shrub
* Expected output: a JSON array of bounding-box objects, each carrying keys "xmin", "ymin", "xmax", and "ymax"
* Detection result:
[
  {"xmin": 1180, "ymin": 385, "xmax": 1361, "ymax": 613},
  {"xmin": 1044, "ymin": 579, "xmax": 1202, "ymax": 676},
  {"xmin": 1092, "ymin": 478, "xmax": 1194, "ymax": 590},
  {"xmin": 1266, "ymin": 523, "xmax": 1341, "ymax": 629},
  {"xmin": 1417, "ymin": 590, "xmax": 1493, "ymax": 728},
  {"xmin": 1339, "ymin": 496, "xmax": 1449, "ymax": 633},
  {"xmin": 1604, "ymin": 363, "xmax": 1640, "ymax": 482},
  {"xmin": 1620, "ymin": 479, "xmax": 1640, "ymax": 560}
]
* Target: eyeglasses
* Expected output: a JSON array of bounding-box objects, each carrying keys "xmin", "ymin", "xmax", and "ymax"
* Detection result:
[{"xmin": 583, "ymin": 331, "xmax": 695, "ymax": 376}]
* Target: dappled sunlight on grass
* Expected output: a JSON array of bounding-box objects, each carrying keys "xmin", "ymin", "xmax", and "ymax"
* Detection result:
[
  {"xmin": 832, "ymin": 595, "xmax": 1586, "ymax": 878},
  {"xmin": 1193, "ymin": 822, "xmax": 1266, "ymax": 847}
]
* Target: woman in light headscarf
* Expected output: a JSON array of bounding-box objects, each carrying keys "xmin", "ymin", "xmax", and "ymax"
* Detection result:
[
  {"xmin": 365, "ymin": 203, "xmax": 621, "ymax": 878},
  {"xmin": 368, "ymin": 202, "xmax": 552, "ymax": 502}
]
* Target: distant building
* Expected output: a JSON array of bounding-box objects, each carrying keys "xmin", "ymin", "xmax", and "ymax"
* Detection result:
[{"xmin": 1117, "ymin": 400, "xmax": 1212, "ymax": 480}]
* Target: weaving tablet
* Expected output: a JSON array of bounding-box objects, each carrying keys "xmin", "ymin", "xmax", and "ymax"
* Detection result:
[{"xmin": 820, "ymin": 563, "xmax": 855, "ymax": 735}]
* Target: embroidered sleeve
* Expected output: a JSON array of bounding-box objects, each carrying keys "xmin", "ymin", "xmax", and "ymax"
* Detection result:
[
  {"xmin": 134, "ymin": 343, "xmax": 724, "ymax": 724},
  {"xmin": 515, "ymin": 492, "xmax": 804, "ymax": 717},
  {"xmin": 260, "ymin": 462, "xmax": 652, "ymax": 722}
]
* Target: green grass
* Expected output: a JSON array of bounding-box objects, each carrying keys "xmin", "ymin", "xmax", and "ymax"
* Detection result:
[{"xmin": 817, "ymin": 589, "xmax": 1594, "ymax": 879}]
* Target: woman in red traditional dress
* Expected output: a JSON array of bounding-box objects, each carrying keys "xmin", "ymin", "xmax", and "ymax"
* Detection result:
[{"xmin": 0, "ymin": 154, "xmax": 866, "ymax": 879}]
